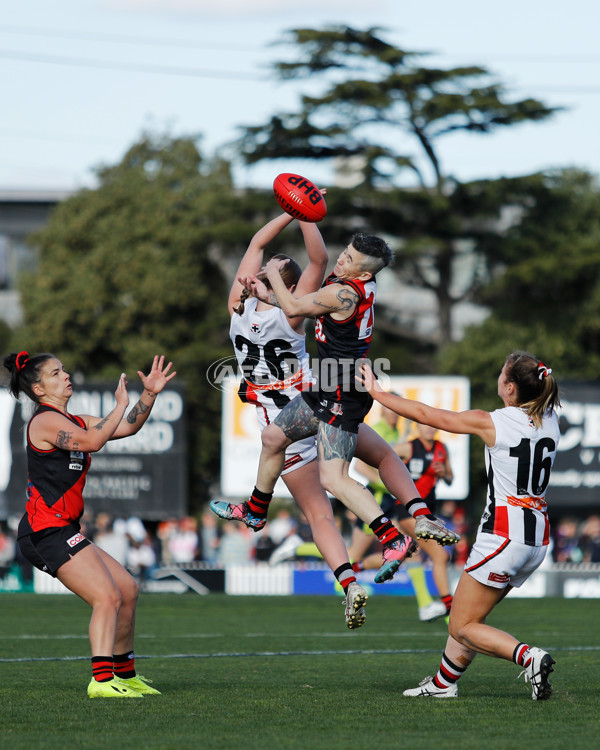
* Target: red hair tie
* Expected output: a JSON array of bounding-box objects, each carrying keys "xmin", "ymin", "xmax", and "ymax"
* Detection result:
[
  {"xmin": 15, "ymin": 351, "xmax": 29, "ymax": 371},
  {"xmin": 537, "ymin": 361, "xmax": 552, "ymax": 380}
]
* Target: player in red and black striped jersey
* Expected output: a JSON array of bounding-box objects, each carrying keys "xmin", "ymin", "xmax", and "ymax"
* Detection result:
[
  {"xmin": 4, "ymin": 350, "xmax": 175, "ymax": 698},
  {"xmin": 360, "ymin": 351, "xmax": 560, "ymax": 700}
]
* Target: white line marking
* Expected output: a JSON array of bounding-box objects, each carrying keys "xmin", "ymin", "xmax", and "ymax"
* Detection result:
[{"xmin": 0, "ymin": 645, "xmax": 598, "ymax": 663}]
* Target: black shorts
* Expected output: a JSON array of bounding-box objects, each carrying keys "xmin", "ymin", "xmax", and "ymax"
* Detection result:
[
  {"xmin": 18, "ymin": 522, "xmax": 91, "ymax": 577},
  {"xmin": 302, "ymin": 390, "xmax": 372, "ymax": 434}
]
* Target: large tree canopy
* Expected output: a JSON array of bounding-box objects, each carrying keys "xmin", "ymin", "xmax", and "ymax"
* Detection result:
[{"xmin": 236, "ymin": 25, "xmax": 562, "ymax": 345}]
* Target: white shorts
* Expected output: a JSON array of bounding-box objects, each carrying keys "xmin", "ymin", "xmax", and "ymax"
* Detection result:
[
  {"xmin": 464, "ymin": 532, "xmax": 548, "ymax": 589},
  {"xmin": 255, "ymin": 403, "xmax": 317, "ymax": 476}
]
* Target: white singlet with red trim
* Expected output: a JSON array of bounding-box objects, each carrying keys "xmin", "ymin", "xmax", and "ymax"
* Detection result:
[
  {"xmin": 229, "ymin": 297, "xmax": 316, "ymax": 475},
  {"xmin": 479, "ymin": 406, "xmax": 560, "ymax": 547},
  {"xmin": 230, "ymin": 297, "xmax": 312, "ymax": 408}
]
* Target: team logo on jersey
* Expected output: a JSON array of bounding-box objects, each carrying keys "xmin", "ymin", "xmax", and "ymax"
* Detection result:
[
  {"xmin": 69, "ymin": 450, "xmax": 85, "ymax": 471},
  {"xmin": 330, "ymin": 403, "xmax": 344, "ymax": 416},
  {"xmin": 250, "ymin": 323, "xmax": 260, "ymax": 334}
]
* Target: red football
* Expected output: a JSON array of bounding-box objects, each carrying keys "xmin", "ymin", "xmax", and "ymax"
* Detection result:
[{"xmin": 273, "ymin": 172, "xmax": 327, "ymax": 223}]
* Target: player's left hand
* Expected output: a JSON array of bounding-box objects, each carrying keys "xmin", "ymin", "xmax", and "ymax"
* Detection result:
[
  {"xmin": 239, "ymin": 274, "xmax": 270, "ymax": 302},
  {"xmin": 138, "ymin": 355, "xmax": 176, "ymax": 395},
  {"xmin": 356, "ymin": 362, "xmax": 383, "ymax": 395},
  {"xmin": 264, "ymin": 257, "xmax": 289, "ymax": 280}
]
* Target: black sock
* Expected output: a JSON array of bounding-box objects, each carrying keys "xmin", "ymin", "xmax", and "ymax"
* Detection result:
[
  {"xmin": 247, "ymin": 487, "xmax": 273, "ymax": 516},
  {"xmin": 369, "ymin": 514, "xmax": 400, "ymax": 546}
]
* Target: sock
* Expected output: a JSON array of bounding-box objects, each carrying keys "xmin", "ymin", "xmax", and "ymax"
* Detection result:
[
  {"xmin": 404, "ymin": 498, "xmax": 433, "ymax": 518},
  {"xmin": 407, "ymin": 565, "xmax": 433, "ymax": 608},
  {"xmin": 334, "ymin": 563, "xmax": 356, "ymax": 593},
  {"xmin": 369, "ymin": 514, "xmax": 401, "ymax": 546},
  {"xmin": 441, "ymin": 594, "xmax": 453, "ymax": 614},
  {"xmin": 247, "ymin": 487, "xmax": 273, "ymax": 517},
  {"xmin": 513, "ymin": 642, "xmax": 532, "ymax": 668},
  {"xmin": 432, "ymin": 651, "xmax": 468, "ymax": 690},
  {"xmin": 351, "ymin": 561, "xmax": 364, "ymax": 573},
  {"xmin": 92, "ymin": 656, "xmax": 114, "ymax": 683},
  {"xmin": 113, "ymin": 650, "xmax": 136, "ymax": 679}
]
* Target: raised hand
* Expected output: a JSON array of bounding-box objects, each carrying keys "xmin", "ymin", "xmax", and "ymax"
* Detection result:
[{"xmin": 137, "ymin": 355, "xmax": 176, "ymax": 395}]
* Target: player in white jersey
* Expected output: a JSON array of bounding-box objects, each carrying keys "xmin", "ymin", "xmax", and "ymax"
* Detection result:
[
  {"xmin": 358, "ymin": 352, "xmax": 560, "ymax": 700},
  {"xmin": 229, "ymin": 293, "xmax": 315, "ymax": 475},
  {"xmin": 213, "ymin": 212, "xmax": 458, "ymax": 628}
]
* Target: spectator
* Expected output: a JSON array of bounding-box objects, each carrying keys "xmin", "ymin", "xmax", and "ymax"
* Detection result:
[
  {"xmin": 167, "ymin": 516, "xmax": 199, "ymax": 564},
  {"xmin": 579, "ymin": 515, "xmax": 600, "ymax": 563},
  {"xmin": 200, "ymin": 510, "xmax": 219, "ymax": 563},
  {"xmin": 93, "ymin": 513, "xmax": 128, "ymax": 566},
  {"xmin": 553, "ymin": 517, "xmax": 583, "ymax": 563},
  {"xmin": 216, "ymin": 524, "xmax": 254, "ymax": 565},
  {"xmin": 0, "ymin": 520, "xmax": 16, "ymax": 575}
]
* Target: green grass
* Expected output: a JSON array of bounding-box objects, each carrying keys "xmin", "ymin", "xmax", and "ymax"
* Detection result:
[{"xmin": 0, "ymin": 593, "xmax": 598, "ymax": 750}]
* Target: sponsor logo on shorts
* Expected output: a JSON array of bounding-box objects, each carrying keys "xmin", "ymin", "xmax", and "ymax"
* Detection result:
[
  {"xmin": 67, "ymin": 532, "xmax": 86, "ymax": 548},
  {"xmin": 283, "ymin": 453, "xmax": 303, "ymax": 471},
  {"xmin": 488, "ymin": 572, "xmax": 510, "ymax": 583}
]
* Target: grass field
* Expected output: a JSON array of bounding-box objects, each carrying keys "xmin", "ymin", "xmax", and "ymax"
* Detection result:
[{"xmin": 0, "ymin": 592, "xmax": 598, "ymax": 750}]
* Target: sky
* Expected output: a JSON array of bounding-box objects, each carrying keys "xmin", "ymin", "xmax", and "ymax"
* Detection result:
[{"xmin": 1, "ymin": 0, "xmax": 599, "ymax": 192}]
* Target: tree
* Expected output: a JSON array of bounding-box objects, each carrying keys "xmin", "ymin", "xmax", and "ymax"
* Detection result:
[
  {"xmin": 456, "ymin": 169, "xmax": 600, "ymax": 378},
  {"xmin": 236, "ymin": 25, "xmax": 562, "ymax": 346},
  {"xmin": 15, "ymin": 134, "xmax": 267, "ymax": 510},
  {"xmin": 437, "ymin": 168, "xmax": 600, "ymax": 511}
]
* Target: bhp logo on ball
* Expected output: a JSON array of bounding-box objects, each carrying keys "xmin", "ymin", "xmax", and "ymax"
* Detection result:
[
  {"xmin": 273, "ymin": 172, "xmax": 327, "ymax": 223},
  {"xmin": 286, "ymin": 174, "xmax": 323, "ymax": 205}
]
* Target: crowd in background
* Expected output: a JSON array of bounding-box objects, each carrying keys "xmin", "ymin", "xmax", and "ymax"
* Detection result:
[{"xmin": 1, "ymin": 502, "xmax": 599, "ymax": 585}]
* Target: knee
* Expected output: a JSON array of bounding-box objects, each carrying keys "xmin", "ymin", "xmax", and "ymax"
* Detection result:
[
  {"xmin": 98, "ymin": 586, "xmax": 123, "ymax": 614},
  {"xmin": 448, "ymin": 619, "xmax": 465, "ymax": 643},
  {"xmin": 318, "ymin": 468, "xmax": 341, "ymax": 498},
  {"xmin": 120, "ymin": 575, "xmax": 140, "ymax": 610},
  {"xmin": 261, "ymin": 424, "xmax": 288, "ymax": 452}
]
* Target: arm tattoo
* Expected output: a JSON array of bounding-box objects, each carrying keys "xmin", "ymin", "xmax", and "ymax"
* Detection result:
[
  {"xmin": 266, "ymin": 292, "xmax": 282, "ymax": 308},
  {"xmin": 92, "ymin": 416, "xmax": 110, "ymax": 431},
  {"xmin": 334, "ymin": 287, "xmax": 359, "ymax": 312},
  {"xmin": 313, "ymin": 287, "xmax": 359, "ymax": 313},
  {"xmin": 127, "ymin": 400, "xmax": 150, "ymax": 424},
  {"xmin": 56, "ymin": 430, "xmax": 73, "ymax": 449}
]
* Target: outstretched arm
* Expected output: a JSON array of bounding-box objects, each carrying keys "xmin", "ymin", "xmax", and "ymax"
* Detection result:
[
  {"xmin": 32, "ymin": 375, "xmax": 130, "ymax": 453},
  {"xmin": 243, "ymin": 259, "xmax": 359, "ymax": 320},
  {"xmin": 294, "ymin": 219, "xmax": 328, "ymax": 297},
  {"xmin": 109, "ymin": 355, "xmax": 176, "ymax": 439},
  {"xmin": 357, "ymin": 362, "xmax": 496, "ymax": 445},
  {"xmin": 228, "ymin": 213, "xmax": 295, "ymax": 315}
]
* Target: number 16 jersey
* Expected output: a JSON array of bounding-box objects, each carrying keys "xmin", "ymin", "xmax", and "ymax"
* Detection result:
[{"xmin": 480, "ymin": 406, "xmax": 560, "ymax": 546}]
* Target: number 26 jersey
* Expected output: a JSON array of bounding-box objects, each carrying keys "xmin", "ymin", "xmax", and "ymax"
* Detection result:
[{"xmin": 229, "ymin": 296, "xmax": 312, "ymax": 410}]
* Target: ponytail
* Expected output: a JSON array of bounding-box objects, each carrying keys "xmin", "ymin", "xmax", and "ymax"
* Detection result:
[
  {"xmin": 3, "ymin": 351, "xmax": 54, "ymax": 402},
  {"xmin": 504, "ymin": 351, "xmax": 560, "ymax": 428},
  {"xmin": 233, "ymin": 287, "xmax": 251, "ymax": 317}
]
